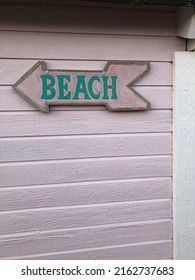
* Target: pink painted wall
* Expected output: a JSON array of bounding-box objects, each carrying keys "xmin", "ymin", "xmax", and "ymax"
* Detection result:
[{"xmin": 0, "ymin": 3, "xmax": 185, "ymax": 259}]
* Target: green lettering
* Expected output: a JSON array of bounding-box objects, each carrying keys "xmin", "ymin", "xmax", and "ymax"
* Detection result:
[
  {"xmin": 57, "ymin": 75, "xmax": 71, "ymax": 100},
  {"xmin": 73, "ymin": 75, "xmax": 90, "ymax": 100},
  {"xmin": 88, "ymin": 76, "xmax": 101, "ymax": 100},
  {"xmin": 40, "ymin": 74, "xmax": 56, "ymax": 100},
  {"xmin": 102, "ymin": 76, "xmax": 118, "ymax": 100}
]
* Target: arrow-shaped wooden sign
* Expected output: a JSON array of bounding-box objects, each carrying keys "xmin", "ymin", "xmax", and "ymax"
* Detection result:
[{"xmin": 13, "ymin": 61, "xmax": 150, "ymax": 112}]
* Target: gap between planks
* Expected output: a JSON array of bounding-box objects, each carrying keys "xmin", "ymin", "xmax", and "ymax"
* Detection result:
[
  {"xmin": 0, "ymin": 154, "xmax": 172, "ymax": 166},
  {"xmin": 0, "ymin": 107, "xmax": 157, "ymax": 111},
  {"xmin": 0, "ymin": 176, "xmax": 172, "ymax": 191},
  {"xmin": 0, "ymin": 58, "xmax": 173, "ymax": 62},
  {"xmin": 0, "ymin": 154, "xmax": 172, "ymax": 164},
  {"xmin": 0, "ymin": 30, "xmax": 178, "ymax": 38},
  {"xmin": 0, "ymin": 131, "xmax": 173, "ymax": 139},
  {"xmin": 0, "ymin": 109, "xmax": 172, "ymax": 115},
  {"xmin": 0, "ymin": 57, "xmax": 175, "ymax": 63},
  {"xmin": 0, "ymin": 132, "xmax": 171, "ymax": 141},
  {"xmin": 0, "ymin": 30, "xmax": 178, "ymax": 37}
]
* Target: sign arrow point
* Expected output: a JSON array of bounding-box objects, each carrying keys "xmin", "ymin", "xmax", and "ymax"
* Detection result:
[
  {"xmin": 13, "ymin": 61, "xmax": 49, "ymax": 112},
  {"xmin": 104, "ymin": 61, "xmax": 150, "ymax": 111}
]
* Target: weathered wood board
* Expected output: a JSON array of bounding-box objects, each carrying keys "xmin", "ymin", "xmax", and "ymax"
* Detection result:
[
  {"xmin": 0, "ymin": 133, "xmax": 171, "ymax": 162},
  {"xmin": 0, "ymin": 220, "xmax": 172, "ymax": 258},
  {"xmin": 0, "ymin": 199, "xmax": 172, "ymax": 235},
  {"xmin": 0, "ymin": 110, "xmax": 172, "ymax": 137},
  {"xmin": 12, "ymin": 61, "xmax": 150, "ymax": 112},
  {"xmin": 0, "ymin": 177, "xmax": 172, "ymax": 211},
  {"xmin": 4, "ymin": 241, "xmax": 173, "ymax": 260},
  {"xmin": 0, "ymin": 156, "xmax": 172, "ymax": 187},
  {"xmin": 0, "ymin": 31, "xmax": 185, "ymax": 61}
]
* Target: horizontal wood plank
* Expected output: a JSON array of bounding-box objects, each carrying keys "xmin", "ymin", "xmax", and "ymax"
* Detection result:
[
  {"xmin": 6, "ymin": 240, "xmax": 172, "ymax": 260},
  {"xmin": 0, "ymin": 31, "xmax": 185, "ymax": 61},
  {"xmin": 0, "ymin": 110, "xmax": 172, "ymax": 137},
  {"xmin": 0, "ymin": 60, "xmax": 172, "ymax": 86},
  {"xmin": 0, "ymin": 156, "xmax": 172, "ymax": 187},
  {"xmin": 0, "ymin": 133, "xmax": 172, "ymax": 163},
  {"xmin": 0, "ymin": 86, "xmax": 172, "ymax": 111},
  {"xmin": 0, "ymin": 220, "xmax": 172, "ymax": 258},
  {"xmin": 0, "ymin": 5, "xmax": 176, "ymax": 36},
  {"xmin": 0, "ymin": 177, "xmax": 172, "ymax": 211},
  {"xmin": 0, "ymin": 199, "xmax": 172, "ymax": 235}
]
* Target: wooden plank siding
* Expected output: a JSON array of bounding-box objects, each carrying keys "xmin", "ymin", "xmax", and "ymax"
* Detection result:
[
  {"xmin": 0, "ymin": 156, "xmax": 172, "ymax": 187},
  {"xmin": 0, "ymin": 178, "xmax": 172, "ymax": 211},
  {"xmin": 0, "ymin": 134, "xmax": 172, "ymax": 162},
  {"xmin": 22, "ymin": 241, "xmax": 173, "ymax": 260},
  {"xmin": 0, "ymin": 200, "xmax": 172, "ymax": 235},
  {"xmin": 0, "ymin": 31, "xmax": 184, "ymax": 61},
  {"xmin": 0, "ymin": 111, "xmax": 172, "ymax": 137},
  {"xmin": 0, "ymin": 220, "xmax": 172, "ymax": 259},
  {"xmin": 0, "ymin": 3, "xmax": 184, "ymax": 259}
]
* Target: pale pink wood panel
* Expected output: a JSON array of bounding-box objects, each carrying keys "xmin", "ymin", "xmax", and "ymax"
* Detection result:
[
  {"xmin": 0, "ymin": 5, "xmax": 175, "ymax": 260},
  {"xmin": 132, "ymin": 86, "xmax": 172, "ymax": 108},
  {"xmin": 134, "ymin": 63, "xmax": 172, "ymax": 86},
  {"xmin": 0, "ymin": 5, "xmax": 176, "ymax": 36},
  {"xmin": 0, "ymin": 60, "xmax": 172, "ymax": 86},
  {"xmin": 0, "ymin": 133, "xmax": 172, "ymax": 163},
  {"xmin": 0, "ymin": 156, "xmax": 172, "ymax": 187},
  {"xmin": 0, "ymin": 31, "xmax": 185, "ymax": 61},
  {"xmin": 0, "ymin": 220, "xmax": 172, "ymax": 258},
  {"xmin": 0, "ymin": 199, "xmax": 172, "ymax": 235},
  {"xmin": 7, "ymin": 241, "xmax": 173, "ymax": 260},
  {"xmin": 0, "ymin": 86, "xmax": 172, "ymax": 111},
  {"xmin": 0, "ymin": 178, "xmax": 172, "ymax": 211},
  {"xmin": 0, "ymin": 110, "xmax": 172, "ymax": 137},
  {"xmin": 0, "ymin": 1, "xmax": 177, "ymax": 262}
]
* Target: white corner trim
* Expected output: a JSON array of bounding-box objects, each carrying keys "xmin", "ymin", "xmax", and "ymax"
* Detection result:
[
  {"xmin": 177, "ymin": 7, "xmax": 195, "ymax": 39},
  {"xmin": 174, "ymin": 52, "xmax": 195, "ymax": 260}
]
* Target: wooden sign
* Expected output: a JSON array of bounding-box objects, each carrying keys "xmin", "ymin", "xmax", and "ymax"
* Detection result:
[{"xmin": 13, "ymin": 61, "xmax": 150, "ymax": 112}]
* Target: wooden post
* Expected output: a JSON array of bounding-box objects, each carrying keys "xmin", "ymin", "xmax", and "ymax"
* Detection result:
[{"xmin": 174, "ymin": 52, "xmax": 195, "ymax": 259}]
